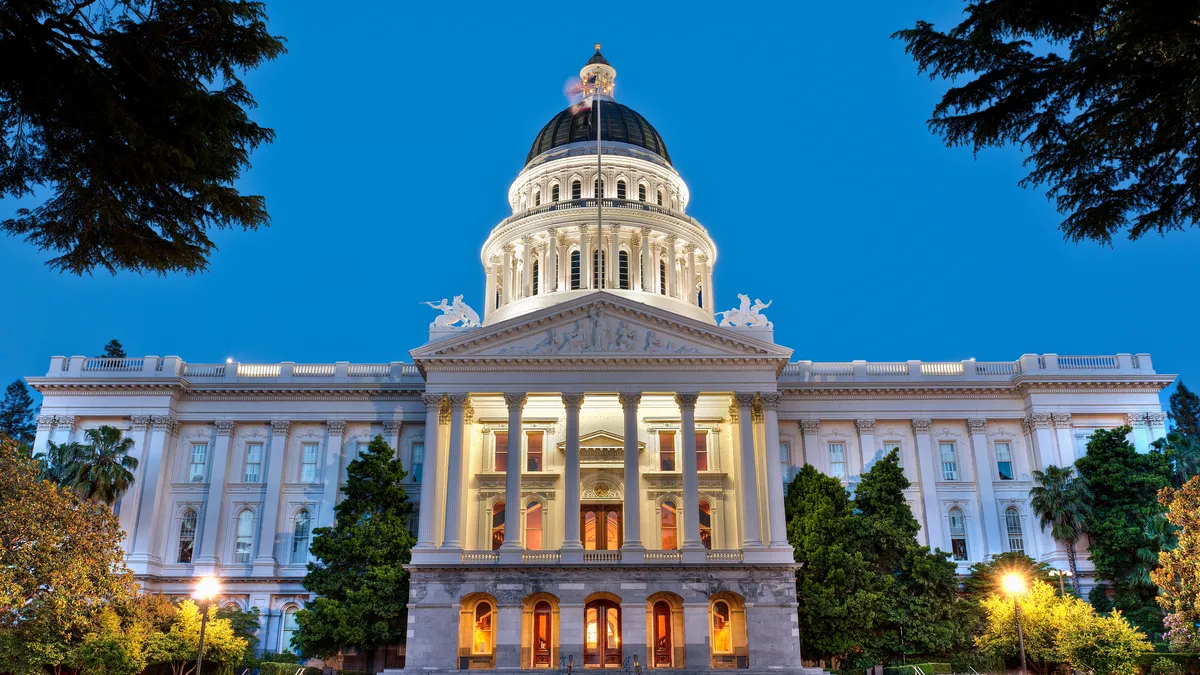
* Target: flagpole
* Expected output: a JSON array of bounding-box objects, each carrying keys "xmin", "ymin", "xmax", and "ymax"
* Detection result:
[{"xmin": 595, "ymin": 81, "xmax": 602, "ymax": 288}]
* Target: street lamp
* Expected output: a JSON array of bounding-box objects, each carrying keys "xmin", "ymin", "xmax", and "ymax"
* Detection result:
[
  {"xmin": 193, "ymin": 575, "xmax": 221, "ymax": 675},
  {"xmin": 1002, "ymin": 573, "xmax": 1028, "ymax": 675},
  {"xmin": 1047, "ymin": 569, "xmax": 1072, "ymax": 596}
]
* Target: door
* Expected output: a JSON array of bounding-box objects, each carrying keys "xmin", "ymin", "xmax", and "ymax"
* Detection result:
[
  {"xmin": 581, "ymin": 504, "xmax": 622, "ymax": 550},
  {"xmin": 584, "ymin": 600, "xmax": 622, "ymax": 668},
  {"xmin": 652, "ymin": 601, "xmax": 672, "ymax": 667},
  {"xmin": 532, "ymin": 601, "xmax": 552, "ymax": 668}
]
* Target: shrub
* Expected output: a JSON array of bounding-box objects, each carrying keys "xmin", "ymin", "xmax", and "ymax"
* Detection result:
[
  {"xmin": 1149, "ymin": 657, "xmax": 1184, "ymax": 675},
  {"xmin": 882, "ymin": 663, "xmax": 951, "ymax": 675},
  {"xmin": 1136, "ymin": 653, "xmax": 1200, "ymax": 674},
  {"xmin": 258, "ymin": 662, "xmax": 320, "ymax": 675}
]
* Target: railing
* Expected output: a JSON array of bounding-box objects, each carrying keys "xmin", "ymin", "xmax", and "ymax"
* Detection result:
[
  {"xmin": 705, "ymin": 550, "xmax": 744, "ymax": 562},
  {"xmin": 866, "ymin": 362, "xmax": 907, "ymax": 376},
  {"xmin": 522, "ymin": 550, "xmax": 561, "ymax": 563},
  {"xmin": 501, "ymin": 198, "xmax": 700, "ymax": 229},
  {"xmin": 1059, "ymin": 355, "xmax": 1118, "ymax": 370},
  {"xmin": 182, "ymin": 363, "xmax": 225, "ymax": 378},
  {"xmin": 348, "ymin": 363, "xmax": 390, "ymax": 377},
  {"xmin": 294, "ymin": 364, "xmax": 335, "ymax": 377},
  {"xmin": 920, "ymin": 361, "xmax": 964, "ymax": 377},
  {"xmin": 461, "ymin": 550, "xmax": 499, "ymax": 563},
  {"xmin": 975, "ymin": 361, "xmax": 1018, "ymax": 376},
  {"xmin": 811, "ymin": 362, "xmax": 853, "ymax": 376},
  {"xmin": 779, "ymin": 354, "xmax": 1153, "ymax": 383},
  {"xmin": 644, "ymin": 551, "xmax": 681, "ymax": 562},
  {"xmin": 82, "ymin": 357, "xmax": 144, "ymax": 372},
  {"xmin": 237, "ymin": 363, "xmax": 280, "ymax": 378},
  {"xmin": 582, "ymin": 550, "xmax": 622, "ymax": 563}
]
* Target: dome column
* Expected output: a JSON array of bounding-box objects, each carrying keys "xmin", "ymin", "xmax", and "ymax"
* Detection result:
[
  {"xmin": 665, "ymin": 234, "xmax": 678, "ymax": 298},
  {"xmin": 484, "ymin": 256, "xmax": 499, "ymax": 317},
  {"xmin": 699, "ymin": 254, "xmax": 713, "ymax": 311},
  {"xmin": 579, "ymin": 224, "xmax": 592, "ymax": 290},
  {"xmin": 640, "ymin": 227, "xmax": 652, "ymax": 293},
  {"xmin": 501, "ymin": 244, "xmax": 514, "ymax": 305},
  {"xmin": 684, "ymin": 243, "xmax": 696, "ymax": 304},
  {"xmin": 521, "ymin": 235, "xmax": 534, "ymax": 298},
  {"xmin": 607, "ymin": 224, "xmax": 620, "ymax": 289},
  {"xmin": 546, "ymin": 228, "xmax": 559, "ymax": 292}
]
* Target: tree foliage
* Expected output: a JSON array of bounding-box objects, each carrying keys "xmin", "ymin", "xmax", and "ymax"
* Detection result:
[
  {"xmin": 1029, "ymin": 464, "xmax": 1091, "ymax": 593},
  {"xmin": 0, "ymin": 0, "xmax": 286, "ymax": 275},
  {"xmin": 100, "ymin": 340, "xmax": 127, "ymax": 359},
  {"xmin": 294, "ymin": 435, "xmax": 415, "ymax": 663},
  {"xmin": 0, "ymin": 378, "xmax": 37, "ymax": 449},
  {"xmin": 894, "ymin": 1, "xmax": 1200, "ymax": 243},
  {"xmin": 1152, "ymin": 476, "xmax": 1200, "ymax": 648},
  {"xmin": 143, "ymin": 601, "xmax": 248, "ymax": 675},
  {"xmin": 1151, "ymin": 431, "xmax": 1200, "ymax": 488},
  {"xmin": 962, "ymin": 552, "xmax": 1056, "ymax": 601},
  {"xmin": 33, "ymin": 424, "xmax": 139, "ymax": 504},
  {"xmin": 1168, "ymin": 381, "xmax": 1200, "ymax": 439}
]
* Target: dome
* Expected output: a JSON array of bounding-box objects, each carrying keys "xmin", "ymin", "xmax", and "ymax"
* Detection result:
[{"xmin": 525, "ymin": 101, "xmax": 671, "ymax": 166}]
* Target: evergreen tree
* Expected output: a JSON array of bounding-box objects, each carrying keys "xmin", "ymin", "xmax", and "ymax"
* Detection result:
[
  {"xmin": 0, "ymin": 379, "xmax": 37, "ymax": 449},
  {"xmin": 854, "ymin": 448, "xmax": 920, "ymax": 568},
  {"xmin": 1152, "ymin": 477, "xmax": 1200, "ymax": 651},
  {"xmin": 1152, "ymin": 431, "xmax": 1200, "ymax": 487},
  {"xmin": 1029, "ymin": 465, "xmax": 1091, "ymax": 594},
  {"xmin": 1168, "ymin": 381, "xmax": 1200, "ymax": 439},
  {"xmin": 100, "ymin": 340, "xmax": 127, "ymax": 359},
  {"xmin": 294, "ymin": 435, "xmax": 414, "ymax": 669},
  {"xmin": 961, "ymin": 552, "xmax": 1055, "ymax": 601}
]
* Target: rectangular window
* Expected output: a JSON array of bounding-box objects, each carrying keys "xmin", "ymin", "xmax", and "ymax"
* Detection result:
[
  {"xmin": 188, "ymin": 444, "xmax": 208, "ymax": 482},
  {"xmin": 940, "ymin": 442, "xmax": 958, "ymax": 481},
  {"xmin": 828, "ymin": 443, "xmax": 846, "ymax": 478},
  {"xmin": 995, "ymin": 442, "xmax": 1014, "ymax": 480},
  {"xmin": 1005, "ymin": 508, "xmax": 1024, "ymax": 553},
  {"xmin": 494, "ymin": 431, "xmax": 508, "ymax": 472},
  {"xmin": 659, "ymin": 431, "xmax": 676, "ymax": 471},
  {"xmin": 411, "ymin": 442, "xmax": 424, "ymax": 482},
  {"xmin": 526, "ymin": 431, "xmax": 543, "ymax": 472},
  {"xmin": 244, "ymin": 443, "xmax": 263, "ymax": 483},
  {"xmin": 695, "ymin": 431, "xmax": 708, "ymax": 471},
  {"xmin": 780, "ymin": 441, "xmax": 792, "ymax": 482},
  {"xmin": 300, "ymin": 443, "xmax": 319, "ymax": 482},
  {"xmin": 883, "ymin": 442, "xmax": 901, "ymax": 467}
]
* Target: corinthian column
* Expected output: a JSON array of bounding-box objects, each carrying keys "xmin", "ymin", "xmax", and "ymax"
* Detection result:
[
  {"xmin": 501, "ymin": 244, "xmax": 514, "ymax": 305},
  {"xmin": 521, "ymin": 235, "xmax": 534, "ymax": 299},
  {"xmin": 500, "ymin": 393, "xmax": 527, "ymax": 558},
  {"xmin": 608, "ymin": 223, "xmax": 620, "ymax": 289},
  {"xmin": 760, "ymin": 393, "xmax": 789, "ymax": 548},
  {"xmin": 639, "ymin": 227, "xmax": 652, "ymax": 292},
  {"xmin": 546, "ymin": 228, "xmax": 559, "ymax": 293},
  {"xmin": 683, "ymin": 244, "xmax": 696, "ymax": 304},
  {"xmin": 195, "ymin": 420, "xmax": 235, "ymax": 574},
  {"xmin": 619, "ymin": 392, "xmax": 645, "ymax": 559},
  {"xmin": 561, "ymin": 393, "xmax": 585, "ymax": 561},
  {"xmin": 579, "ymin": 224, "xmax": 592, "ymax": 290},
  {"xmin": 676, "ymin": 393, "xmax": 704, "ymax": 558},
  {"xmin": 485, "ymin": 255, "xmax": 500, "ymax": 316},
  {"xmin": 734, "ymin": 393, "xmax": 762, "ymax": 548},
  {"xmin": 441, "ymin": 394, "xmax": 469, "ymax": 550},
  {"xmin": 665, "ymin": 234, "xmax": 678, "ymax": 298},
  {"xmin": 699, "ymin": 254, "xmax": 713, "ymax": 311},
  {"xmin": 414, "ymin": 394, "xmax": 443, "ymax": 551}
]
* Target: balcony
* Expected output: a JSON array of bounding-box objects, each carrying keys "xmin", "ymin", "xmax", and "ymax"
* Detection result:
[
  {"xmin": 499, "ymin": 197, "xmax": 703, "ymax": 230},
  {"xmin": 456, "ymin": 548, "xmax": 744, "ymax": 565}
]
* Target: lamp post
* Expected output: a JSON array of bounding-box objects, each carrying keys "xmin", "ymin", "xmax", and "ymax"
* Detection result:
[
  {"xmin": 1048, "ymin": 569, "xmax": 1072, "ymax": 596},
  {"xmin": 193, "ymin": 575, "xmax": 221, "ymax": 675},
  {"xmin": 1002, "ymin": 573, "xmax": 1028, "ymax": 675}
]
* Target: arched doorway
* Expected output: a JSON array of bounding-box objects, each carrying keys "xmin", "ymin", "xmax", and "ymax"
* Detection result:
[
  {"xmin": 584, "ymin": 599, "xmax": 622, "ymax": 668},
  {"xmin": 652, "ymin": 601, "xmax": 672, "ymax": 667},
  {"xmin": 645, "ymin": 592, "xmax": 684, "ymax": 669}
]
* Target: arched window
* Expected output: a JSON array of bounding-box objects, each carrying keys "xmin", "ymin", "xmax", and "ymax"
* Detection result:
[
  {"xmin": 520, "ymin": 194, "xmax": 527, "ymax": 210},
  {"xmin": 234, "ymin": 510, "xmax": 254, "ymax": 563},
  {"xmin": 526, "ymin": 501, "xmax": 543, "ymax": 550},
  {"xmin": 1005, "ymin": 507, "xmax": 1024, "ymax": 553},
  {"xmin": 533, "ymin": 189, "xmax": 541, "ymax": 207},
  {"xmin": 473, "ymin": 602, "xmax": 494, "ymax": 655},
  {"xmin": 617, "ymin": 180, "xmax": 626, "ymax": 200},
  {"xmin": 532, "ymin": 258, "xmax": 540, "ymax": 295},
  {"xmin": 659, "ymin": 260, "xmax": 667, "ymax": 295},
  {"xmin": 618, "ymin": 250, "xmax": 629, "ymax": 289},
  {"xmin": 291, "ymin": 509, "xmax": 311, "ymax": 564},
  {"xmin": 593, "ymin": 249, "xmax": 605, "ymax": 289},
  {"xmin": 699, "ymin": 501, "xmax": 712, "ymax": 549},
  {"xmin": 177, "ymin": 509, "xmax": 197, "ymax": 563},
  {"xmin": 491, "ymin": 501, "xmax": 505, "ymax": 550},
  {"xmin": 656, "ymin": 189, "xmax": 664, "ymax": 206},
  {"xmin": 594, "ymin": 177, "xmax": 605, "ymax": 198},
  {"xmin": 281, "ymin": 607, "xmax": 299, "ymax": 654},
  {"xmin": 652, "ymin": 600, "xmax": 672, "ymax": 667},
  {"xmin": 570, "ymin": 250, "xmax": 581, "ymax": 290},
  {"xmin": 710, "ymin": 601, "xmax": 732, "ymax": 654},
  {"xmin": 533, "ymin": 600, "xmax": 552, "ymax": 667},
  {"xmin": 661, "ymin": 500, "xmax": 678, "ymax": 550},
  {"xmin": 948, "ymin": 508, "xmax": 968, "ymax": 561},
  {"xmin": 571, "ymin": 180, "xmax": 582, "ymax": 200},
  {"xmin": 551, "ymin": 183, "xmax": 560, "ymax": 202},
  {"xmin": 638, "ymin": 184, "xmax": 647, "ymax": 202}
]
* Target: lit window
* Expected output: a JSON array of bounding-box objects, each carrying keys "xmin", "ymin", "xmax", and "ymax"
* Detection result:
[
  {"xmin": 571, "ymin": 180, "xmax": 581, "ymax": 200},
  {"xmin": 659, "ymin": 431, "xmax": 676, "ymax": 471},
  {"xmin": 552, "ymin": 184, "xmax": 560, "ymax": 202},
  {"xmin": 1006, "ymin": 507, "xmax": 1024, "ymax": 553},
  {"xmin": 244, "ymin": 443, "xmax": 262, "ymax": 482},
  {"xmin": 699, "ymin": 501, "xmax": 712, "ymax": 549},
  {"xmin": 593, "ymin": 249, "xmax": 605, "ymax": 288},
  {"xmin": 828, "ymin": 443, "xmax": 846, "ymax": 478},
  {"xmin": 494, "ymin": 431, "xmax": 508, "ymax": 472},
  {"xmin": 940, "ymin": 442, "xmax": 958, "ymax": 481},
  {"xmin": 411, "ymin": 442, "xmax": 424, "ymax": 482},
  {"xmin": 883, "ymin": 442, "xmax": 901, "ymax": 467},
  {"xmin": 656, "ymin": 189, "xmax": 663, "ymax": 206},
  {"xmin": 491, "ymin": 502, "xmax": 505, "ymax": 550},
  {"xmin": 617, "ymin": 180, "xmax": 626, "ymax": 200},
  {"xmin": 527, "ymin": 431, "xmax": 543, "ymax": 472},
  {"xmin": 526, "ymin": 501, "xmax": 543, "ymax": 550},
  {"xmin": 291, "ymin": 509, "xmax": 311, "ymax": 564},
  {"xmin": 282, "ymin": 607, "xmax": 300, "ymax": 654},
  {"xmin": 472, "ymin": 602, "xmax": 494, "ymax": 655},
  {"xmin": 570, "ymin": 250, "xmax": 581, "ymax": 289},
  {"xmin": 661, "ymin": 500, "xmax": 678, "ymax": 550},
  {"xmin": 234, "ymin": 510, "xmax": 254, "ymax": 563},
  {"xmin": 618, "ymin": 250, "xmax": 629, "ymax": 289},
  {"xmin": 594, "ymin": 177, "xmax": 605, "ymax": 198},
  {"xmin": 534, "ymin": 189, "xmax": 541, "ymax": 206},
  {"xmin": 949, "ymin": 508, "xmax": 968, "ymax": 561},
  {"xmin": 300, "ymin": 443, "xmax": 318, "ymax": 482},
  {"xmin": 659, "ymin": 260, "xmax": 666, "ymax": 295},
  {"xmin": 532, "ymin": 258, "xmax": 539, "ymax": 295},
  {"xmin": 996, "ymin": 442, "xmax": 1014, "ymax": 480},
  {"xmin": 695, "ymin": 431, "xmax": 709, "ymax": 471},
  {"xmin": 638, "ymin": 184, "xmax": 647, "ymax": 202},
  {"xmin": 711, "ymin": 601, "xmax": 732, "ymax": 654},
  {"xmin": 188, "ymin": 443, "xmax": 208, "ymax": 482},
  {"xmin": 178, "ymin": 509, "xmax": 197, "ymax": 563}
]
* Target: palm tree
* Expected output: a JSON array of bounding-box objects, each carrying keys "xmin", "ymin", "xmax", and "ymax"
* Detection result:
[
  {"xmin": 71, "ymin": 425, "xmax": 138, "ymax": 504},
  {"xmin": 1127, "ymin": 513, "xmax": 1177, "ymax": 589},
  {"xmin": 1029, "ymin": 464, "xmax": 1092, "ymax": 594},
  {"xmin": 35, "ymin": 439, "xmax": 84, "ymax": 485}
]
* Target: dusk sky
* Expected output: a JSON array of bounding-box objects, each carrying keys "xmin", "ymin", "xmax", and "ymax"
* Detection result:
[{"xmin": 2, "ymin": 3, "xmax": 1195, "ymax": 405}]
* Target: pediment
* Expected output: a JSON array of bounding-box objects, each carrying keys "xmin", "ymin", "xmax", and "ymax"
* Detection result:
[{"xmin": 410, "ymin": 293, "xmax": 793, "ymax": 365}]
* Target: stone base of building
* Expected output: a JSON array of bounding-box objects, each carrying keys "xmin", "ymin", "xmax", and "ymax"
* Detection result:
[{"xmin": 396, "ymin": 563, "xmax": 802, "ymax": 673}]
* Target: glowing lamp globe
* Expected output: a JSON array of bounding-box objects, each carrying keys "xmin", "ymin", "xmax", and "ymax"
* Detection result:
[
  {"xmin": 193, "ymin": 575, "xmax": 220, "ymax": 602},
  {"xmin": 1002, "ymin": 573, "xmax": 1026, "ymax": 596}
]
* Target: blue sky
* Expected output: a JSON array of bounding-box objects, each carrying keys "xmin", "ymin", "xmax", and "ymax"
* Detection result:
[{"xmin": 1, "ymin": 2, "xmax": 1195, "ymax": 405}]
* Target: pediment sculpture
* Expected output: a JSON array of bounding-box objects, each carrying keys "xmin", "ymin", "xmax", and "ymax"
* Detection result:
[
  {"xmin": 494, "ymin": 306, "xmax": 699, "ymax": 355},
  {"xmin": 424, "ymin": 295, "xmax": 481, "ymax": 328},
  {"xmin": 716, "ymin": 293, "xmax": 772, "ymax": 328}
]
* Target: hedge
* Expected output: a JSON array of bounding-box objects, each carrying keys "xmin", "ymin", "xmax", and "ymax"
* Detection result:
[
  {"xmin": 1136, "ymin": 653, "xmax": 1200, "ymax": 673},
  {"xmin": 882, "ymin": 663, "xmax": 952, "ymax": 675},
  {"xmin": 258, "ymin": 662, "xmax": 320, "ymax": 675}
]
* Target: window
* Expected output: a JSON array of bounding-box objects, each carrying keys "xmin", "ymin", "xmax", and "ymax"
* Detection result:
[
  {"xmin": 594, "ymin": 177, "xmax": 605, "ymax": 197},
  {"xmin": 696, "ymin": 431, "xmax": 709, "ymax": 471},
  {"xmin": 711, "ymin": 601, "xmax": 732, "ymax": 654},
  {"xmin": 300, "ymin": 442, "xmax": 319, "ymax": 482},
  {"xmin": 188, "ymin": 443, "xmax": 208, "ymax": 482},
  {"xmin": 940, "ymin": 442, "xmax": 958, "ymax": 481},
  {"xmin": 526, "ymin": 501, "xmax": 543, "ymax": 550},
  {"xmin": 571, "ymin": 180, "xmax": 581, "ymax": 200},
  {"xmin": 355, "ymin": 441, "xmax": 368, "ymax": 461},
  {"xmin": 638, "ymin": 184, "xmax": 647, "ymax": 202},
  {"xmin": 494, "ymin": 431, "xmax": 508, "ymax": 472},
  {"xmin": 995, "ymin": 442, "xmax": 1014, "ymax": 480},
  {"xmin": 699, "ymin": 501, "xmax": 712, "ymax": 549},
  {"xmin": 291, "ymin": 509, "xmax": 311, "ymax": 564},
  {"xmin": 472, "ymin": 602, "xmax": 494, "ymax": 655},
  {"xmin": 491, "ymin": 502, "xmax": 505, "ymax": 550},
  {"xmin": 949, "ymin": 508, "xmax": 968, "ymax": 561},
  {"xmin": 533, "ymin": 189, "xmax": 541, "ymax": 206},
  {"xmin": 661, "ymin": 500, "xmax": 678, "ymax": 550},
  {"xmin": 552, "ymin": 184, "xmax": 560, "ymax": 202},
  {"xmin": 828, "ymin": 442, "xmax": 846, "ymax": 478},
  {"xmin": 282, "ymin": 607, "xmax": 300, "ymax": 654},
  {"xmin": 177, "ymin": 509, "xmax": 197, "ymax": 563},
  {"xmin": 527, "ymin": 431, "xmax": 543, "ymax": 472},
  {"xmin": 659, "ymin": 431, "xmax": 676, "ymax": 471},
  {"xmin": 656, "ymin": 189, "xmax": 664, "ymax": 206},
  {"xmin": 570, "ymin": 250, "xmax": 581, "ymax": 289},
  {"xmin": 1005, "ymin": 507, "xmax": 1024, "ymax": 553},
  {"xmin": 593, "ymin": 249, "xmax": 605, "ymax": 288},
  {"xmin": 883, "ymin": 442, "xmax": 902, "ymax": 467},
  {"xmin": 618, "ymin": 250, "xmax": 629, "ymax": 289},
  {"xmin": 244, "ymin": 443, "xmax": 263, "ymax": 482},
  {"xmin": 780, "ymin": 440, "xmax": 791, "ymax": 469},
  {"xmin": 234, "ymin": 510, "xmax": 254, "ymax": 563},
  {"xmin": 532, "ymin": 258, "xmax": 539, "ymax": 295},
  {"xmin": 411, "ymin": 442, "xmax": 424, "ymax": 482},
  {"xmin": 659, "ymin": 260, "xmax": 667, "ymax": 295},
  {"xmin": 617, "ymin": 180, "xmax": 626, "ymax": 200}
]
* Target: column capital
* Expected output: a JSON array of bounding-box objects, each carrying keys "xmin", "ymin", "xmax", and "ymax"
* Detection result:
[
  {"xmin": 325, "ymin": 420, "xmax": 346, "ymax": 433},
  {"xmin": 854, "ymin": 418, "xmax": 876, "ymax": 434},
  {"xmin": 1024, "ymin": 412, "xmax": 1052, "ymax": 430},
  {"xmin": 674, "ymin": 392, "xmax": 699, "ymax": 409},
  {"xmin": 464, "ymin": 402, "xmax": 475, "ymax": 424},
  {"xmin": 799, "ymin": 419, "xmax": 820, "ymax": 433},
  {"xmin": 759, "ymin": 392, "xmax": 782, "ymax": 410},
  {"xmin": 269, "ymin": 419, "xmax": 290, "ymax": 436},
  {"xmin": 966, "ymin": 418, "xmax": 988, "ymax": 434},
  {"xmin": 578, "ymin": 223, "xmax": 590, "ymax": 234},
  {"xmin": 488, "ymin": 254, "xmax": 500, "ymax": 265},
  {"xmin": 664, "ymin": 233, "xmax": 678, "ymax": 245},
  {"xmin": 728, "ymin": 403, "xmax": 739, "ymax": 423},
  {"xmin": 682, "ymin": 242, "xmax": 696, "ymax": 253},
  {"xmin": 521, "ymin": 234, "xmax": 535, "ymax": 246},
  {"xmin": 696, "ymin": 253, "xmax": 708, "ymax": 263},
  {"xmin": 561, "ymin": 392, "xmax": 586, "ymax": 408},
  {"xmin": 503, "ymin": 392, "xmax": 528, "ymax": 409},
  {"xmin": 618, "ymin": 392, "xmax": 642, "ymax": 408},
  {"xmin": 382, "ymin": 420, "xmax": 402, "ymax": 433},
  {"xmin": 1052, "ymin": 412, "xmax": 1073, "ymax": 429},
  {"xmin": 547, "ymin": 227, "xmax": 559, "ymax": 238},
  {"xmin": 215, "ymin": 420, "xmax": 237, "ymax": 436},
  {"xmin": 733, "ymin": 392, "xmax": 757, "ymax": 408},
  {"xmin": 502, "ymin": 242, "xmax": 515, "ymax": 254},
  {"xmin": 911, "ymin": 418, "xmax": 932, "ymax": 434},
  {"xmin": 751, "ymin": 408, "xmax": 764, "ymax": 423},
  {"xmin": 1124, "ymin": 412, "xmax": 1148, "ymax": 429},
  {"xmin": 54, "ymin": 415, "xmax": 79, "ymax": 433},
  {"xmin": 1146, "ymin": 411, "xmax": 1167, "ymax": 426},
  {"xmin": 608, "ymin": 222, "xmax": 622, "ymax": 234},
  {"xmin": 421, "ymin": 393, "xmax": 444, "ymax": 410},
  {"xmin": 37, "ymin": 414, "xmax": 56, "ymax": 431},
  {"xmin": 130, "ymin": 415, "xmax": 151, "ymax": 432},
  {"xmin": 447, "ymin": 393, "xmax": 471, "ymax": 408},
  {"xmin": 152, "ymin": 415, "xmax": 179, "ymax": 435},
  {"xmin": 640, "ymin": 225, "xmax": 652, "ymax": 237}
]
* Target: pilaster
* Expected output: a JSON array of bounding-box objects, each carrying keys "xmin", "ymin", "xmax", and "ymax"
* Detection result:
[
  {"xmin": 500, "ymin": 393, "xmax": 528, "ymax": 562},
  {"xmin": 195, "ymin": 420, "xmax": 235, "ymax": 574},
  {"xmin": 414, "ymin": 394, "xmax": 444, "ymax": 555},
  {"xmin": 1126, "ymin": 412, "xmax": 1151, "ymax": 453},
  {"xmin": 676, "ymin": 392, "xmax": 704, "ymax": 560},
  {"xmin": 967, "ymin": 418, "xmax": 1004, "ymax": 556},
  {"xmin": 253, "ymin": 419, "xmax": 290, "ymax": 576},
  {"xmin": 1052, "ymin": 413, "xmax": 1076, "ymax": 465},
  {"xmin": 911, "ymin": 418, "xmax": 943, "ymax": 550}
]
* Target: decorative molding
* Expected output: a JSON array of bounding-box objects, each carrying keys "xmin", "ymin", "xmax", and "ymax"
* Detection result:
[
  {"xmin": 854, "ymin": 418, "xmax": 876, "ymax": 434},
  {"xmin": 966, "ymin": 418, "xmax": 988, "ymax": 434},
  {"xmin": 911, "ymin": 418, "xmax": 932, "ymax": 434},
  {"xmin": 674, "ymin": 392, "xmax": 699, "ymax": 409},
  {"xmin": 325, "ymin": 420, "xmax": 346, "ymax": 433},
  {"xmin": 799, "ymin": 419, "xmax": 820, "ymax": 434},
  {"xmin": 1125, "ymin": 412, "xmax": 1148, "ymax": 429},
  {"xmin": 759, "ymin": 392, "xmax": 782, "ymax": 410},
  {"xmin": 503, "ymin": 393, "xmax": 528, "ymax": 410},
  {"xmin": 447, "ymin": 393, "xmax": 470, "ymax": 408},
  {"xmin": 733, "ymin": 392, "xmax": 757, "ymax": 408},
  {"xmin": 215, "ymin": 420, "xmax": 237, "ymax": 436},
  {"xmin": 1025, "ymin": 413, "xmax": 1052, "ymax": 430},
  {"xmin": 1051, "ymin": 413, "xmax": 1073, "ymax": 429},
  {"xmin": 269, "ymin": 419, "xmax": 291, "ymax": 436},
  {"xmin": 422, "ymin": 393, "xmax": 443, "ymax": 410}
]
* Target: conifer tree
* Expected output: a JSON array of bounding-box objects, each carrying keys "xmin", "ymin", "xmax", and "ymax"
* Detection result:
[
  {"xmin": 294, "ymin": 435, "xmax": 414, "ymax": 669},
  {"xmin": 0, "ymin": 379, "xmax": 37, "ymax": 449},
  {"xmin": 101, "ymin": 340, "xmax": 127, "ymax": 359},
  {"xmin": 1168, "ymin": 381, "xmax": 1200, "ymax": 439}
]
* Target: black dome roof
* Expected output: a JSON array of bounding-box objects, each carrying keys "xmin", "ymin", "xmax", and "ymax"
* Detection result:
[{"xmin": 525, "ymin": 101, "xmax": 671, "ymax": 166}]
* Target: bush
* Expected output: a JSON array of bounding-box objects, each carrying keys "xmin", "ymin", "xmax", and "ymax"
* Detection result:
[
  {"xmin": 882, "ymin": 663, "xmax": 952, "ymax": 675},
  {"xmin": 258, "ymin": 662, "xmax": 320, "ymax": 675},
  {"xmin": 339, "ymin": 671, "xmax": 368, "ymax": 675},
  {"xmin": 1149, "ymin": 657, "xmax": 1184, "ymax": 675},
  {"xmin": 1136, "ymin": 653, "xmax": 1200, "ymax": 673}
]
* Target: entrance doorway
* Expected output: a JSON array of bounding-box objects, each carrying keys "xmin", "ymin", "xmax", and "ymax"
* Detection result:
[
  {"xmin": 581, "ymin": 505, "xmax": 622, "ymax": 550},
  {"xmin": 584, "ymin": 599, "xmax": 622, "ymax": 668},
  {"xmin": 652, "ymin": 601, "xmax": 672, "ymax": 667}
]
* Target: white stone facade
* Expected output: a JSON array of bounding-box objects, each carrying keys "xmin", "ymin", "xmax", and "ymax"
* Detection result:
[{"xmin": 26, "ymin": 49, "xmax": 1174, "ymax": 672}]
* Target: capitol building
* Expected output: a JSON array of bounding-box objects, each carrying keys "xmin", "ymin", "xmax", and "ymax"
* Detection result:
[{"xmin": 28, "ymin": 48, "xmax": 1174, "ymax": 673}]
